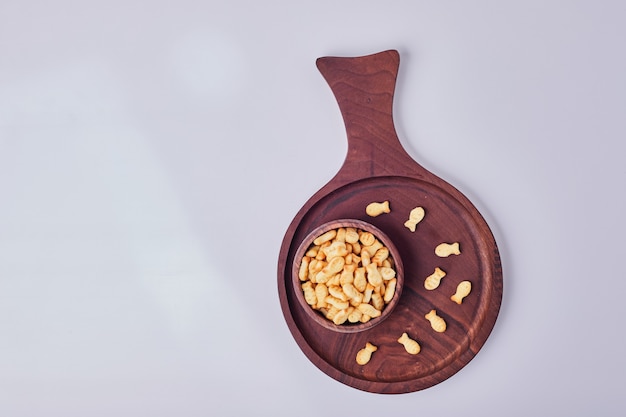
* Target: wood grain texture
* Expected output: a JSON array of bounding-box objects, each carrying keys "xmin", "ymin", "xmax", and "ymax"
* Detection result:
[{"xmin": 277, "ymin": 49, "xmax": 503, "ymax": 394}]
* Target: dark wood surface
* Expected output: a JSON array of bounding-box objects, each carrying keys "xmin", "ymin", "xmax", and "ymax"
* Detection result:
[{"xmin": 277, "ymin": 49, "xmax": 503, "ymax": 394}]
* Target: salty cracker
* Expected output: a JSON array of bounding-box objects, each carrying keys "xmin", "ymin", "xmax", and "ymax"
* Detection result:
[
  {"xmin": 313, "ymin": 230, "xmax": 337, "ymax": 246},
  {"xmin": 357, "ymin": 302, "xmax": 382, "ymax": 318},
  {"xmin": 425, "ymin": 309, "xmax": 446, "ymax": 333},
  {"xmin": 344, "ymin": 228, "xmax": 360, "ymax": 244},
  {"xmin": 359, "ymin": 231, "xmax": 376, "ymax": 247},
  {"xmin": 404, "ymin": 206, "xmax": 425, "ymax": 232},
  {"xmin": 451, "ymin": 280, "xmax": 472, "ymax": 304},
  {"xmin": 435, "ymin": 242, "xmax": 461, "ymax": 257},
  {"xmin": 379, "ymin": 266, "xmax": 396, "ymax": 281},
  {"xmin": 356, "ymin": 342, "xmax": 378, "ymax": 365},
  {"xmin": 366, "ymin": 201, "xmax": 390, "ymax": 217},
  {"xmin": 398, "ymin": 332, "xmax": 421, "ymax": 355},
  {"xmin": 371, "ymin": 247, "xmax": 389, "ymax": 265},
  {"xmin": 383, "ymin": 278, "xmax": 397, "ymax": 303},
  {"xmin": 424, "ymin": 267, "xmax": 446, "ymax": 290}
]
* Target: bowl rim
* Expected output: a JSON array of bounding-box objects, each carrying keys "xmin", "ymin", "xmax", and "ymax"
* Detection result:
[{"xmin": 291, "ymin": 218, "xmax": 404, "ymax": 333}]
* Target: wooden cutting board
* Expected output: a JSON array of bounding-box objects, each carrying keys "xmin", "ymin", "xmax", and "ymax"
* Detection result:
[{"xmin": 277, "ymin": 49, "xmax": 503, "ymax": 394}]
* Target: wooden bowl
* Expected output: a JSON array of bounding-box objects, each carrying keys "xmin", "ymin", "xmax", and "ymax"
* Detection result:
[{"xmin": 291, "ymin": 219, "xmax": 404, "ymax": 333}]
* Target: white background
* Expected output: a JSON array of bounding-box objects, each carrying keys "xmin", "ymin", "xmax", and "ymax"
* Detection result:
[{"xmin": 1, "ymin": 1, "xmax": 625, "ymax": 416}]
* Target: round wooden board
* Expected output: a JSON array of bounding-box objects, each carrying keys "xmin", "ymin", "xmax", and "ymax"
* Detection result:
[
  {"xmin": 277, "ymin": 50, "xmax": 503, "ymax": 394},
  {"xmin": 278, "ymin": 176, "xmax": 502, "ymax": 393}
]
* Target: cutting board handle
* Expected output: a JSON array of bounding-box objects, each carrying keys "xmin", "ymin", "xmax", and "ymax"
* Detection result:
[{"xmin": 316, "ymin": 49, "xmax": 421, "ymax": 180}]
